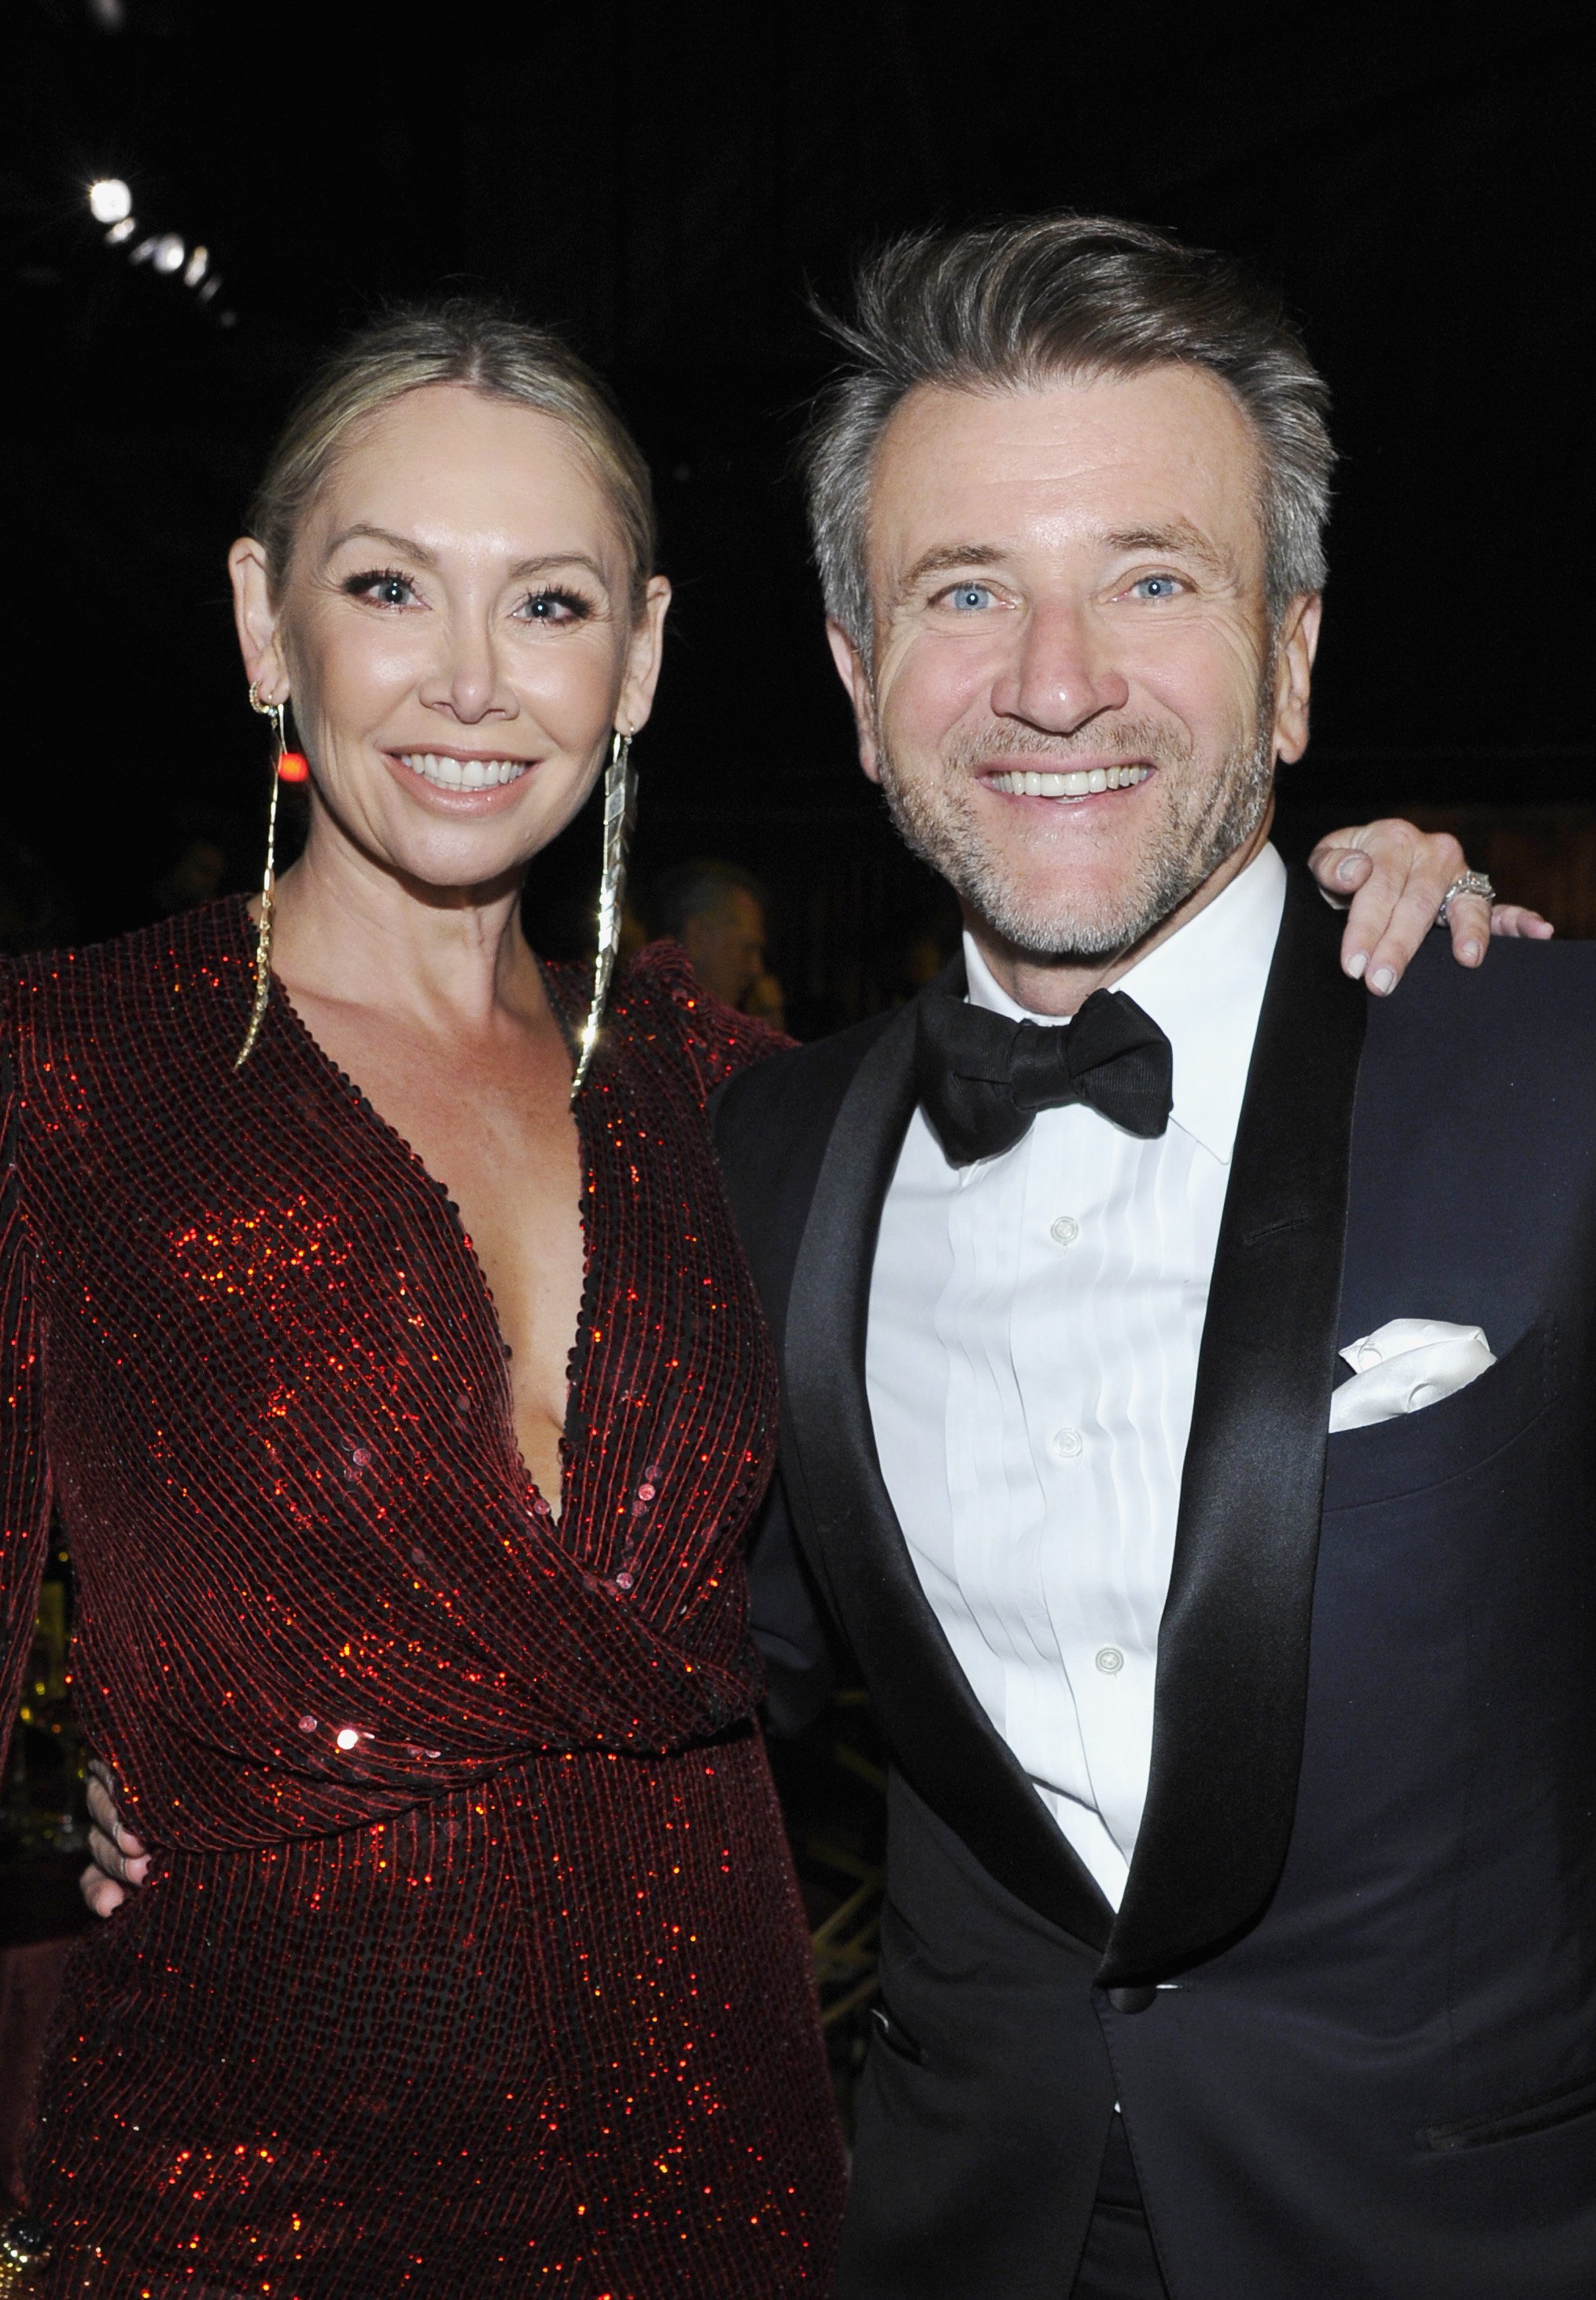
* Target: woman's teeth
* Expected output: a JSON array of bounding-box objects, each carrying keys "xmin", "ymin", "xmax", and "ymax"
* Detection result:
[
  {"xmin": 987, "ymin": 764, "xmax": 1152, "ymax": 798},
  {"xmin": 399, "ymin": 753, "xmax": 529, "ymax": 791}
]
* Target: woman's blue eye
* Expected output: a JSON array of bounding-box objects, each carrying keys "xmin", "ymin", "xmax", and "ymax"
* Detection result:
[
  {"xmin": 343, "ymin": 569, "xmax": 416, "ymax": 607},
  {"xmin": 947, "ymin": 584, "xmax": 993, "ymax": 612},
  {"xmin": 517, "ymin": 590, "xmax": 589, "ymax": 623},
  {"xmin": 1131, "ymin": 575, "xmax": 1182, "ymax": 600}
]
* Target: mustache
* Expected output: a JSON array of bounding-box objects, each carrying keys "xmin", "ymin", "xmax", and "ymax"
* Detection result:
[{"xmin": 938, "ymin": 717, "xmax": 1194, "ymax": 775}]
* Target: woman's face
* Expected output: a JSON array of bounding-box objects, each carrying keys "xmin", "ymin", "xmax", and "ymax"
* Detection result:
[{"xmin": 230, "ymin": 382, "xmax": 668, "ymax": 896}]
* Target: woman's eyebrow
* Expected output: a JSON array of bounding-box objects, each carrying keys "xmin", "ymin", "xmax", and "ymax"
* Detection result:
[
  {"xmin": 505, "ymin": 551, "xmax": 610, "ymax": 584},
  {"xmin": 321, "ymin": 527, "xmax": 610, "ymax": 588},
  {"xmin": 323, "ymin": 522, "xmax": 436, "ymax": 566}
]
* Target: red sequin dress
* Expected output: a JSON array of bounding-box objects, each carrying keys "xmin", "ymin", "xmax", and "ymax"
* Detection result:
[{"xmin": 0, "ymin": 900, "xmax": 845, "ymax": 2297}]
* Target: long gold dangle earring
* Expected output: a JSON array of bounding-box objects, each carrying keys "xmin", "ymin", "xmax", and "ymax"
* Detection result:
[
  {"xmin": 569, "ymin": 728, "xmax": 635, "ymax": 1100},
  {"xmin": 235, "ymin": 680, "xmax": 288, "ymax": 1068}
]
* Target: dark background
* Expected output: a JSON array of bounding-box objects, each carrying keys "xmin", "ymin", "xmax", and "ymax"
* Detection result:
[
  {"xmin": 3, "ymin": 0, "xmax": 1590, "ymax": 1007},
  {"xmin": 0, "ymin": 0, "xmax": 1587, "ymax": 2158}
]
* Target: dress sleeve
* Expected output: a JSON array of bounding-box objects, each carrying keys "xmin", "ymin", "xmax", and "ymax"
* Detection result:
[
  {"xmin": 627, "ymin": 941, "xmax": 794, "ymax": 1104},
  {"xmin": 0, "ymin": 964, "xmax": 52, "ymax": 1779}
]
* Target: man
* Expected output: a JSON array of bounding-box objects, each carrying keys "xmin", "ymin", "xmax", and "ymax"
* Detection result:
[
  {"xmin": 713, "ymin": 216, "xmax": 1589, "ymax": 2298},
  {"xmin": 649, "ymin": 855, "xmax": 772, "ymax": 1010}
]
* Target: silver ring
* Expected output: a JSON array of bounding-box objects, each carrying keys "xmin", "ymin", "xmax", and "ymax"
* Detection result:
[{"xmin": 1437, "ymin": 870, "xmax": 1495, "ymax": 924}]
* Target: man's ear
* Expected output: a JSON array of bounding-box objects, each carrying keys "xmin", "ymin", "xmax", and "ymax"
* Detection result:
[
  {"xmin": 1273, "ymin": 592, "xmax": 1321, "ymax": 766},
  {"xmin": 824, "ymin": 617, "xmax": 882, "ymax": 783}
]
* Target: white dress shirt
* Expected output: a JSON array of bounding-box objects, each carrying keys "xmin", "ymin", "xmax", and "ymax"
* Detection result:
[{"xmin": 866, "ymin": 844, "xmax": 1288, "ymax": 1907}]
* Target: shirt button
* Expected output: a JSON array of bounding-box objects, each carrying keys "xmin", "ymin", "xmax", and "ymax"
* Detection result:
[
  {"xmin": 1051, "ymin": 1426, "xmax": 1083, "ymax": 1460},
  {"xmin": 1096, "ymin": 1647, "xmax": 1125, "ymax": 1675},
  {"xmin": 1050, "ymin": 1215, "xmax": 1080, "ymax": 1248}
]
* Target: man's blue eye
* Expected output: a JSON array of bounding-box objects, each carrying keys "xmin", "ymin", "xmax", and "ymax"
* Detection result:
[
  {"xmin": 1133, "ymin": 575, "xmax": 1181, "ymax": 600},
  {"xmin": 949, "ymin": 584, "xmax": 993, "ymax": 611}
]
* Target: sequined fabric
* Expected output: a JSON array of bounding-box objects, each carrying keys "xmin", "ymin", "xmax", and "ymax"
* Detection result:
[{"xmin": 0, "ymin": 901, "xmax": 845, "ymax": 2295}]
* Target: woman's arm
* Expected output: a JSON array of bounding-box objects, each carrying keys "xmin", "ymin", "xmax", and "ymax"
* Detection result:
[{"xmin": 0, "ymin": 976, "xmax": 53, "ymax": 1794}]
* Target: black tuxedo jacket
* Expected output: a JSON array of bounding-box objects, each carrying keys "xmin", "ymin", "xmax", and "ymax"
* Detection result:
[{"xmin": 717, "ymin": 872, "xmax": 1596, "ymax": 2299}]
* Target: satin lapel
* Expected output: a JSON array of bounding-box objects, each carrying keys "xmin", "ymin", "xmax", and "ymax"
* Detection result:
[
  {"xmin": 783, "ymin": 980, "xmax": 1113, "ymax": 1952},
  {"xmin": 1102, "ymin": 872, "xmax": 1368, "ymax": 1985}
]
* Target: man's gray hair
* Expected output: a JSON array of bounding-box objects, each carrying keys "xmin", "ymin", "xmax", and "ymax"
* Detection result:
[{"xmin": 803, "ymin": 212, "xmax": 1334, "ymax": 657}]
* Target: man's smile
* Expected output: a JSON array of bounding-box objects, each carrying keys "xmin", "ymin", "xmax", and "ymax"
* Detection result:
[{"xmin": 979, "ymin": 761, "xmax": 1155, "ymax": 802}]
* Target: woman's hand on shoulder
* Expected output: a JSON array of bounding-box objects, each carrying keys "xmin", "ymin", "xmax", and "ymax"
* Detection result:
[
  {"xmin": 1308, "ymin": 819, "xmax": 1553, "ymax": 995},
  {"xmin": 80, "ymin": 1756, "xmax": 149, "ymax": 1917}
]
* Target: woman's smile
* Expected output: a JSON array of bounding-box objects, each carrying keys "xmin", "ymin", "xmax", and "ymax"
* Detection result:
[{"xmin": 384, "ymin": 745, "xmax": 538, "ymax": 808}]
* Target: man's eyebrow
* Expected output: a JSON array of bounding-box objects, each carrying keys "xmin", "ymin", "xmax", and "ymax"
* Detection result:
[
  {"xmin": 1102, "ymin": 522, "xmax": 1232, "ymax": 576},
  {"xmin": 894, "ymin": 543, "xmax": 1010, "ymax": 605}
]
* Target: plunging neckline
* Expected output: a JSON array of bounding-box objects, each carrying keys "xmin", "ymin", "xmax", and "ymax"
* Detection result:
[{"xmin": 233, "ymin": 895, "xmax": 595, "ymax": 1524}]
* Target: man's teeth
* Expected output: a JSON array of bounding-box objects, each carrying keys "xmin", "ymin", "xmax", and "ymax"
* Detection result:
[
  {"xmin": 987, "ymin": 764, "xmax": 1152, "ymax": 798},
  {"xmin": 399, "ymin": 754, "xmax": 529, "ymax": 791}
]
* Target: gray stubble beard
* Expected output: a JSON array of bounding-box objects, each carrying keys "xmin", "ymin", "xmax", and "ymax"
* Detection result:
[{"xmin": 874, "ymin": 695, "xmax": 1277, "ymax": 966}]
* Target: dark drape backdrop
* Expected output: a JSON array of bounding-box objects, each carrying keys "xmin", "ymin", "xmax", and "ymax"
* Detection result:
[{"xmin": 4, "ymin": 0, "xmax": 1588, "ymax": 1006}]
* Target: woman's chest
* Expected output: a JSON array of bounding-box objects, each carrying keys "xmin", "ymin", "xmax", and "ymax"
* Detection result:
[{"xmin": 24, "ymin": 1031, "xmax": 778, "ymax": 1573}]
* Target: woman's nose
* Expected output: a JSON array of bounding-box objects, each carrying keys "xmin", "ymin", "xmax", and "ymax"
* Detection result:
[{"xmin": 420, "ymin": 622, "xmax": 514, "ymax": 724}]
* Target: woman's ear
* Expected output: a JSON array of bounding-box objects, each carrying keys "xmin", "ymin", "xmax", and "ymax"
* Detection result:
[
  {"xmin": 616, "ymin": 574, "xmax": 672, "ymax": 735},
  {"xmin": 228, "ymin": 536, "xmax": 289, "ymax": 702}
]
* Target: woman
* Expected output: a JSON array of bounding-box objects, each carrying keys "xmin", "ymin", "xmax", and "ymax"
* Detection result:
[
  {"xmin": 0, "ymin": 303, "xmax": 845, "ymax": 2295},
  {"xmin": 0, "ymin": 298, "xmax": 1532, "ymax": 2294}
]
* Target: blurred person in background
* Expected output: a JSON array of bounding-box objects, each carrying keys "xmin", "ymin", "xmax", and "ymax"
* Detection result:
[{"xmin": 650, "ymin": 856, "xmax": 782, "ymax": 1017}]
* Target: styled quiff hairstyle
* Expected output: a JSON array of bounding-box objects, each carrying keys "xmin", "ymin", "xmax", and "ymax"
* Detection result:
[
  {"xmin": 247, "ymin": 296, "xmax": 657, "ymax": 612},
  {"xmin": 804, "ymin": 212, "xmax": 1333, "ymax": 657}
]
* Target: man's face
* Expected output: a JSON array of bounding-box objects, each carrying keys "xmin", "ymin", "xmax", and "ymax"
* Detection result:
[
  {"xmin": 681, "ymin": 887, "xmax": 768, "ymax": 1008},
  {"xmin": 829, "ymin": 367, "xmax": 1318, "ymax": 973}
]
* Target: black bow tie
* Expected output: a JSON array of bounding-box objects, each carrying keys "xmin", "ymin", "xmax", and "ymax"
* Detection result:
[{"xmin": 914, "ymin": 987, "xmax": 1174, "ymax": 1166}]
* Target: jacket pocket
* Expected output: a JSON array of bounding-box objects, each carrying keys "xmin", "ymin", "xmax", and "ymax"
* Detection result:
[
  {"xmin": 1420, "ymin": 2073, "xmax": 1596, "ymax": 2151},
  {"xmin": 1323, "ymin": 1318, "xmax": 1553, "ymax": 1513}
]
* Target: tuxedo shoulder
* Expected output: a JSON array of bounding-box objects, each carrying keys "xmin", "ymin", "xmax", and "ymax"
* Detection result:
[
  {"xmin": 711, "ymin": 1008, "xmax": 898, "ymax": 1179},
  {"xmin": 1369, "ymin": 934, "xmax": 1596, "ymax": 1067}
]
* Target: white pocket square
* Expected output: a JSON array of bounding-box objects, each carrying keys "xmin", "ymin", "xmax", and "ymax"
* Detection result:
[{"xmin": 1329, "ymin": 1318, "xmax": 1497, "ymax": 1434}]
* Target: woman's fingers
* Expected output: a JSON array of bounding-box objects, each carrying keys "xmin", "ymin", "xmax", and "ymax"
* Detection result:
[
  {"xmin": 1488, "ymin": 902, "xmax": 1555, "ymax": 940},
  {"xmin": 79, "ymin": 1860, "xmax": 127, "ymax": 1918},
  {"xmin": 1308, "ymin": 821, "xmax": 1547, "ymax": 991},
  {"xmin": 1339, "ymin": 823, "xmax": 1465, "ymax": 992},
  {"xmin": 84, "ymin": 1756, "xmax": 149, "ymax": 1882}
]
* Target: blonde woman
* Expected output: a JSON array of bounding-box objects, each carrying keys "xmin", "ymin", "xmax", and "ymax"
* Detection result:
[{"xmin": 0, "ymin": 304, "xmax": 845, "ymax": 2295}]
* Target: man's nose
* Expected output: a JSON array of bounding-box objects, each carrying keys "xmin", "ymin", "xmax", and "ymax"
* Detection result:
[
  {"xmin": 420, "ymin": 619, "xmax": 514, "ymax": 725},
  {"xmin": 989, "ymin": 599, "xmax": 1129, "ymax": 734}
]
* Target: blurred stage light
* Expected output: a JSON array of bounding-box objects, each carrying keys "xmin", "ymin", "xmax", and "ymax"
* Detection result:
[
  {"xmin": 87, "ymin": 173, "xmax": 234, "ymax": 319},
  {"xmin": 88, "ymin": 179, "xmax": 131, "ymax": 223}
]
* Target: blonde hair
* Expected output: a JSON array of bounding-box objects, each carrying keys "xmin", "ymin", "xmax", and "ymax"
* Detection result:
[{"xmin": 248, "ymin": 297, "xmax": 657, "ymax": 612}]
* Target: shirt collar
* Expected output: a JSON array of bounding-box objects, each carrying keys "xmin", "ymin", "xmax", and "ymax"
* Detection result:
[{"xmin": 961, "ymin": 842, "xmax": 1288, "ymax": 1165}]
